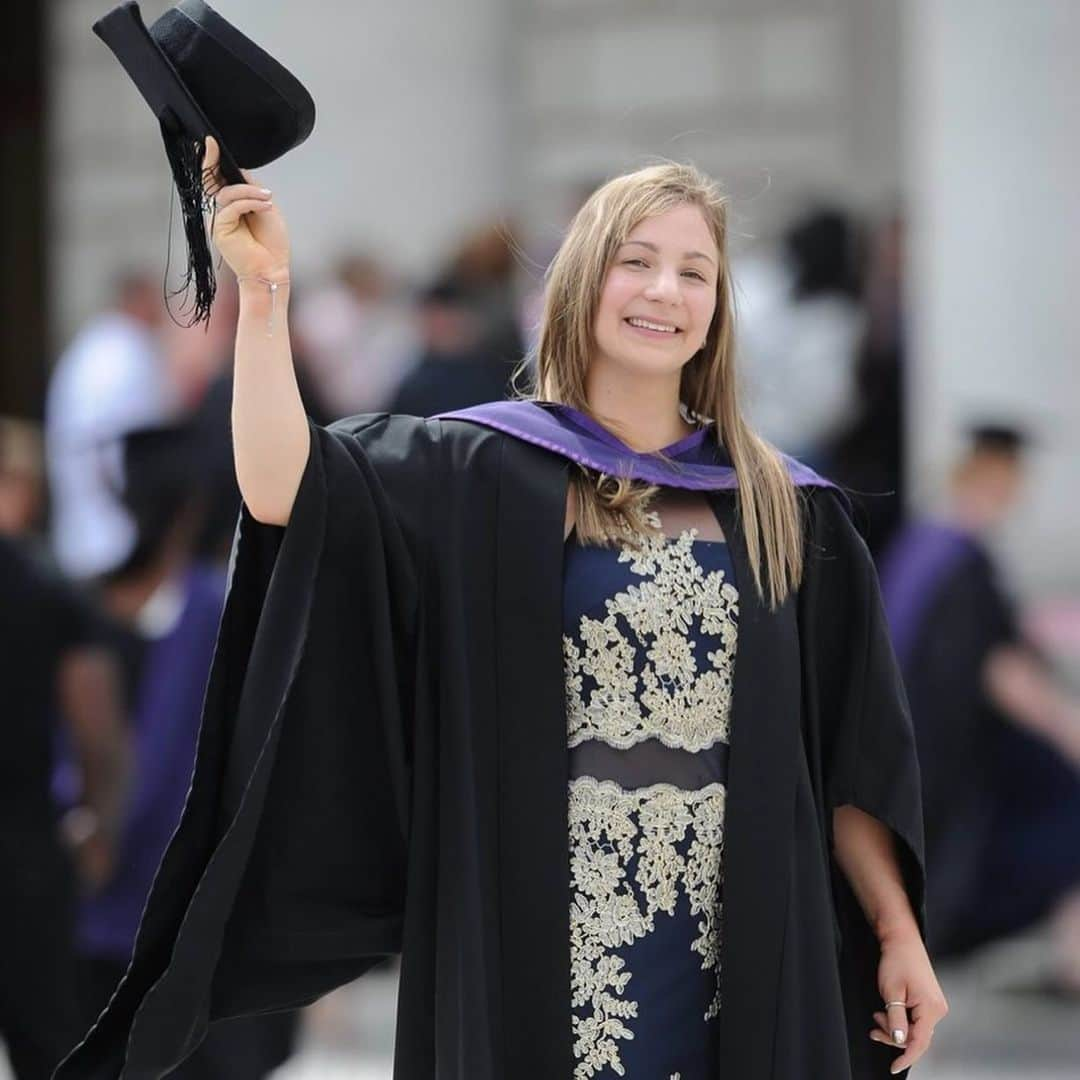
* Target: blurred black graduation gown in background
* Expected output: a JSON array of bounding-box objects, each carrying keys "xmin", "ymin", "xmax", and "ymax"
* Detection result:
[{"xmin": 56, "ymin": 414, "xmax": 924, "ymax": 1080}]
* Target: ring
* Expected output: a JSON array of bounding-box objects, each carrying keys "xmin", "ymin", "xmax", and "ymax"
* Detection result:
[{"xmin": 883, "ymin": 1000, "xmax": 909, "ymax": 1009}]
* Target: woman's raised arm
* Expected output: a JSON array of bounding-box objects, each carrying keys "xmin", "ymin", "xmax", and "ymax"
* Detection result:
[{"xmin": 203, "ymin": 135, "xmax": 309, "ymax": 526}]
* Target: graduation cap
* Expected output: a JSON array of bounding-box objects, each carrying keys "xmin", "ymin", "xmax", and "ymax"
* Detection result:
[
  {"xmin": 415, "ymin": 273, "xmax": 479, "ymax": 309},
  {"xmin": 106, "ymin": 422, "xmax": 206, "ymax": 579},
  {"xmin": 968, "ymin": 421, "xmax": 1032, "ymax": 457},
  {"xmin": 93, "ymin": 1, "xmax": 315, "ymax": 326}
]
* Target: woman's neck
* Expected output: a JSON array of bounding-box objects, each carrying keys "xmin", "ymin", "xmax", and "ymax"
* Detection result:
[{"xmin": 584, "ymin": 365, "xmax": 694, "ymax": 452}]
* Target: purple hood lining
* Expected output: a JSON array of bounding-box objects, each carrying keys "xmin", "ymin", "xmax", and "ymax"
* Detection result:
[{"xmin": 435, "ymin": 400, "xmax": 832, "ymax": 492}]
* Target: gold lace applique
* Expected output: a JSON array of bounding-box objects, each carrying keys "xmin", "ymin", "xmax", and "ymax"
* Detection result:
[
  {"xmin": 569, "ymin": 776, "xmax": 725, "ymax": 1079},
  {"xmin": 564, "ymin": 529, "xmax": 738, "ymax": 753}
]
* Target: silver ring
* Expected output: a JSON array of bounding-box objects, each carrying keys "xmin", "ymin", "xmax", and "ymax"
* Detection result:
[{"xmin": 883, "ymin": 1000, "xmax": 909, "ymax": 1009}]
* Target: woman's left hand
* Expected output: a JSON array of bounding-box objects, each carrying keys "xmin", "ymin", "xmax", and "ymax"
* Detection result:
[{"xmin": 871, "ymin": 932, "xmax": 949, "ymax": 1074}]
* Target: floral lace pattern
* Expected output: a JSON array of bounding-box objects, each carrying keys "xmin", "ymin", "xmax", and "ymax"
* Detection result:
[
  {"xmin": 563, "ymin": 528, "xmax": 738, "ymax": 753},
  {"xmin": 568, "ymin": 777, "xmax": 726, "ymax": 1079}
]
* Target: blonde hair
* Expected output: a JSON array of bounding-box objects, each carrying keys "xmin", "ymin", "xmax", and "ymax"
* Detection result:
[{"xmin": 524, "ymin": 162, "xmax": 804, "ymax": 608}]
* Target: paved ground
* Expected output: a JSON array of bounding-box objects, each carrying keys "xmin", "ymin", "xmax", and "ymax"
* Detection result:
[
  {"xmin": 5, "ymin": 925, "xmax": 1077, "ymax": 1078},
  {"xmin": 270, "ymin": 925, "xmax": 1080, "ymax": 1080}
]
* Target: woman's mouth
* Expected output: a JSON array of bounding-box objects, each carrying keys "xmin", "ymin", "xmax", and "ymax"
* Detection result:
[{"xmin": 624, "ymin": 316, "xmax": 682, "ymax": 338}]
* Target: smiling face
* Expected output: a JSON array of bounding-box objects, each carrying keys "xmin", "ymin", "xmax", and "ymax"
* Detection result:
[{"xmin": 591, "ymin": 203, "xmax": 720, "ymax": 385}]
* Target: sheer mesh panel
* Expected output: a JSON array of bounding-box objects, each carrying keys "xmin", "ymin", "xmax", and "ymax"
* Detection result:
[
  {"xmin": 568, "ymin": 737, "xmax": 730, "ymax": 789},
  {"xmin": 650, "ymin": 490, "xmax": 726, "ymax": 542}
]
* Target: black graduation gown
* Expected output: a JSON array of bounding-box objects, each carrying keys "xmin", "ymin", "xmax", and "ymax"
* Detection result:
[
  {"xmin": 55, "ymin": 414, "xmax": 925, "ymax": 1080},
  {"xmin": 893, "ymin": 539, "xmax": 1017, "ymax": 955}
]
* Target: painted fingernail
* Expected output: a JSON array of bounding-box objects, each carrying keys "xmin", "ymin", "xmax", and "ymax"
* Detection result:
[{"xmin": 893, "ymin": 1029, "xmax": 906, "ymax": 1044}]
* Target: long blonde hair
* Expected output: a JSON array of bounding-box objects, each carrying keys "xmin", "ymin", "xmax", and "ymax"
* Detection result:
[{"xmin": 525, "ymin": 162, "xmax": 804, "ymax": 608}]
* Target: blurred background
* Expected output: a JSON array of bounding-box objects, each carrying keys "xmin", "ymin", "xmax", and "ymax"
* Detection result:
[{"xmin": 2, "ymin": 0, "xmax": 1078, "ymax": 1077}]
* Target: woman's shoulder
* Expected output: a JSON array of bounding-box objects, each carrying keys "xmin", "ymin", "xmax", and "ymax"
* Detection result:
[
  {"xmin": 323, "ymin": 411, "xmax": 510, "ymax": 494},
  {"xmin": 327, "ymin": 411, "xmax": 505, "ymax": 452},
  {"xmin": 327, "ymin": 410, "xmax": 433, "ymax": 443},
  {"xmin": 797, "ymin": 482, "xmax": 879, "ymax": 593}
]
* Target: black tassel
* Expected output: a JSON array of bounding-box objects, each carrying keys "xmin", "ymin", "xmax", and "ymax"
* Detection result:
[{"xmin": 160, "ymin": 115, "xmax": 217, "ymax": 328}]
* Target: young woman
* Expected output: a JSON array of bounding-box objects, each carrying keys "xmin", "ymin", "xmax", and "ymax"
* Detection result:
[{"xmin": 56, "ymin": 144, "xmax": 945, "ymax": 1080}]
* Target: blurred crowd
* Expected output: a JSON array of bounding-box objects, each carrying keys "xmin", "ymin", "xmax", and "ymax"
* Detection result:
[{"xmin": 2, "ymin": 202, "xmax": 1078, "ymax": 1078}]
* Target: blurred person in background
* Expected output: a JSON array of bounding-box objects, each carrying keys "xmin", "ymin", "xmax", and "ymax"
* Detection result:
[
  {"xmin": 880, "ymin": 425, "xmax": 1080, "ymax": 983},
  {"xmin": 445, "ymin": 220, "xmax": 526, "ymax": 369},
  {"xmin": 73, "ymin": 423, "xmax": 296, "ymax": 1078},
  {"xmin": 0, "ymin": 417, "xmax": 46, "ymax": 540},
  {"xmin": 157, "ymin": 275, "xmax": 247, "ymax": 566},
  {"xmin": 162, "ymin": 275, "xmax": 242, "ymax": 413},
  {"xmin": 0, "ymin": 518, "xmax": 128, "ymax": 1077},
  {"xmin": 738, "ymin": 205, "xmax": 865, "ymax": 465},
  {"xmin": 824, "ymin": 213, "xmax": 907, "ymax": 556},
  {"xmin": 44, "ymin": 269, "xmax": 178, "ymax": 581},
  {"xmin": 292, "ymin": 251, "xmax": 418, "ymax": 420},
  {"xmin": 519, "ymin": 181, "xmax": 607, "ymax": 359},
  {"xmin": 388, "ymin": 272, "xmax": 515, "ymax": 417}
]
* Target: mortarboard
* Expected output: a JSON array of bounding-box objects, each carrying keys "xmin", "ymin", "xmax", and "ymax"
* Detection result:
[{"xmin": 93, "ymin": 0, "xmax": 315, "ymax": 325}]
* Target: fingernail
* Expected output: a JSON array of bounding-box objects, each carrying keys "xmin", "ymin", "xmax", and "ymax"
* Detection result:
[
  {"xmin": 893, "ymin": 1028, "xmax": 906, "ymax": 1044},
  {"xmin": 260, "ymin": 188, "xmax": 272, "ymax": 196}
]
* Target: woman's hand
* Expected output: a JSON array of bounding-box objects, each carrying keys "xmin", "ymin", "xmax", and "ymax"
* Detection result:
[
  {"xmin": 201, "ymin": 135, "xmax": 291, "ymax": 282},
  {"xmin": 59, "ymin": 806, "xmax": 114, "ymax": 892},
  {"xmin": 871, "ymin": 931, "xmax": 949, "ymax": 1074}
]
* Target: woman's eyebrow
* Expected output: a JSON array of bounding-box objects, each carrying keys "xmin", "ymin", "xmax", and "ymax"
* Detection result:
[{"xmin": 621, "ymin": 239, "xmax": 716, "ymax": 265}]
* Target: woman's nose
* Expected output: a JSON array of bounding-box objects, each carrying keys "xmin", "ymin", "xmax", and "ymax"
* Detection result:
[{"xmin": 643, "ymin": 266, "xmax": 681, "ymax": 304}]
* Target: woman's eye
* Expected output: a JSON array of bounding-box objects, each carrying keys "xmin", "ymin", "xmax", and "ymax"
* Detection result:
[{"xmin": 622, "ymin": 258, "xmax": 706, "ymax": 282}]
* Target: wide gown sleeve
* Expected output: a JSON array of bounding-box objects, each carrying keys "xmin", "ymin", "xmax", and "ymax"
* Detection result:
[
  {"xmin": 798, "ymin": 489, "xmax": 927, "ymax": 1077},
  {"xmin": 54, "ymin": 415, "xmax": 429, "ymax": 1080}
]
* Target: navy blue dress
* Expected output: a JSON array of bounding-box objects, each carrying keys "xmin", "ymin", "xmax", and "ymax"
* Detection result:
[{"xmin": 563, "ymin": 524, "xmax": 739, "ymax": 1080}]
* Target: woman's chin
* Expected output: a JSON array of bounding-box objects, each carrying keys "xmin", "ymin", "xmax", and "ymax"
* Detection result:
[
  {"xmin": 592, "ymin": 331, "xmax": 696, "ymax": 381},
  {"xmin": 606, "ymin": 353, "xmax": 692, "ymax": 380}
]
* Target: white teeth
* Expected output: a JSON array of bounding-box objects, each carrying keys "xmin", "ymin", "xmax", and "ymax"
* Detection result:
[{"xmin": 627, "ymin": 317, "xmax": 678, "ymax": 333}]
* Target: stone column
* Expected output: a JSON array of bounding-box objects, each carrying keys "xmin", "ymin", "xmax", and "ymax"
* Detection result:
[{"xmin": 904, "ymin": 0, "xmax": 1080, "ymax": 593}]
